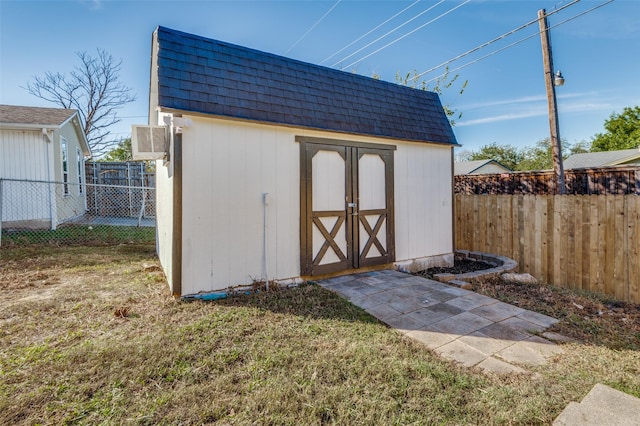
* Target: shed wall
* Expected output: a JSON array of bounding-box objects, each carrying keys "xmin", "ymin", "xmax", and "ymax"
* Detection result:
[
  {"xmin": 155, "ymin": 156, "xmax": 175, "ymax": 292},
  {"xmin": 394, "ymin": 141, "xmax": 453, "ymax": 268},
  {"xmin": 173, "ymin": 116, "xmax": 453, "ymax": 295}
]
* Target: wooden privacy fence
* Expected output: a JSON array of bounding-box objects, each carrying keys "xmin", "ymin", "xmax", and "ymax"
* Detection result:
[
  {"xmin": 455, "ymin": 166, "xmax": 640, "ymax": 195},
  {"xmin": 455, "ymin": 194, "xmax": 640, "ymax": 303}
]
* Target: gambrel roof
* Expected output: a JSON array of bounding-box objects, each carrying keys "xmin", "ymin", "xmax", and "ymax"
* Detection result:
[{"xmin": 152, "ymin": 26, "xmax": 457, "ymax": 146}]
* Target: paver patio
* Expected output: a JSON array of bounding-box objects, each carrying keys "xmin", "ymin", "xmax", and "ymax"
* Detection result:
[{"xmin": 316, "ymin": 269, "xmax": 563, "ymax": 374}]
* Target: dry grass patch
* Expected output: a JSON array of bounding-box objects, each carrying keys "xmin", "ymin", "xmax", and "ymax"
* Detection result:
[{"xmin": 1, "ymin": 245, "xmax": 639, "ymax": 425}]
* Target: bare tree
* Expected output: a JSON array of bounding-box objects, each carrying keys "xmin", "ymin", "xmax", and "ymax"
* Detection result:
[{"xmin": 26, "ymin": 48, "xmax": 136, "ymax": 157}]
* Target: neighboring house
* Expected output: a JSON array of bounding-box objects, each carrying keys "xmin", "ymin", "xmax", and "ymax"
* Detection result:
[
  {"xmin": 564, "ymin": 148, "xmax": 640, "ymax": 169},
  {"xmin": 0, "ymin": 105, "xmax": 91, "ymax": 230},
  {"xmin": 454, "ymin": 159, "xmax": 511, "ymax": 175},
  {"xmin": 147, "ymin": 27, "xmax": 458, "ymax": 297}
]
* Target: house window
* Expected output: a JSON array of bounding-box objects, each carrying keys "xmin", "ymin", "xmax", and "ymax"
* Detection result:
[
  {"xmin": 61, "ymin": 137, "xmax": 69, "ymax": 195},
  {"xmin": 76, "ymin": 147, "xmax": 83, "ymax": 194}
]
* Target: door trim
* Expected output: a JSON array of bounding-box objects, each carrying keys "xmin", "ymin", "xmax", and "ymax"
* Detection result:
[
  {"xmin": 300, "ymin": 137, "xmax": 395, "ymax": 276},
  {"xmin": 296, "ymin": 136, "xmax": 397, "ymax": 151}
]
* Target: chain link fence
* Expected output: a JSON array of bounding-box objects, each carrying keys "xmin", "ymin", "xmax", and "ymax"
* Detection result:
[{"xmin": 0, "ymin": 178, "xmax": 155, "ymax": 247}]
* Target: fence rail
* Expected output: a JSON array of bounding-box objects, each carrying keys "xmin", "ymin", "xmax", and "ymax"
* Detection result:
[
  {"xmin": 1, "ymin": 178, "xmax": 155, "ymax": 247},
  {"xmin": 455, "ymin": 194, "xmax": 640, "ymax": 303},
  {"xmin": 455, "ymin": 166, "xmax": 640, "ymax": 195}
]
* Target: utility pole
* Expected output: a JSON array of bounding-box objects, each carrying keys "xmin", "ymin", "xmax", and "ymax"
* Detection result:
[{"xmin": 538, "ymin": 8, "xmax": 566, "ymax": 194}]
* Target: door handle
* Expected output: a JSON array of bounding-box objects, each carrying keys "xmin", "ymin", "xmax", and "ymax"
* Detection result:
[{"xmin": 347, "ymin": 202, "xmax": 357, "ymax": 208}]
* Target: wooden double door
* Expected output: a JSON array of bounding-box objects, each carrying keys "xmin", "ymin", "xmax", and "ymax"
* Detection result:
[{"xmin": 299, "ymin": 138, "xmax": 395, "ymax": 276}]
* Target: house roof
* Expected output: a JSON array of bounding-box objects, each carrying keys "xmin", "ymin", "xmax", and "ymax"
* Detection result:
[
  {"xmin": 564, "ymin": 148, "xmax": 640, "ymax": 169},
  {"xmin": 153, "ymin": 26, "xmax": 457, "ymax": 146},
  {"xmin": 454, "ymin": 159, "xmax": 511, "ymax": 175},
  {"xmin": 0, "ymin": 104, "xmax": 91, "ymax": 156},
  {"xmin": 0, "ymin": 104, "xmax": 78, "ymax": 127}
]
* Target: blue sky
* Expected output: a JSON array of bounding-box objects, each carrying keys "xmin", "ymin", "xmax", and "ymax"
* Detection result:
[{"xmin": 1, "ymin": 0, "xmax": 639, "ymax": 155}]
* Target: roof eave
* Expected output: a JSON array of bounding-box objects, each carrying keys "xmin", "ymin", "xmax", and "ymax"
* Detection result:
[
  {"xmin": 157, "ymin": 106, "xmax": 459, "ymax": 147},
  {"xmin": 603, "ymin": 154, "xmax": 640, "ymax": 166},
  {"xmin": 0, "ymin": 122, "xmax": 61, "ymax": 130}
]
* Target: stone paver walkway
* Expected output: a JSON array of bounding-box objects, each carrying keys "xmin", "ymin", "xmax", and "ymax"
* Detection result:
[
  {"xmin": 317, "ymin": 269, "xmax": 563, "ymax": 374},
  {"xmin": 553, "ymin": 383, "xmax": 640, "ymax": 425}
]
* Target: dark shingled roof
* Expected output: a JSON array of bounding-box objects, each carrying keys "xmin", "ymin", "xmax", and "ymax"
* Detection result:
[
  {"xmin": 0, "ymin": 104, "xmax": 77, "ymax": 127},
  {"xmin": 154, "ymin": 26, "xmax": 457, "ymax": 145}
]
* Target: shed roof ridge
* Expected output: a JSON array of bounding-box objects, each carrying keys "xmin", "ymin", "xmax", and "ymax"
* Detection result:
[{"xmin": 156, "ymin": 26, "xmax": 435, "ymax": 98}]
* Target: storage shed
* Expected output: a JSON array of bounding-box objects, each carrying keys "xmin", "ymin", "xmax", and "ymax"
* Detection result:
[
  {"xmin": 148, "ymin": 27, "xmax": 459, "ymax": 297},
  {"xmin": 0, "ymin": 105, "xmax": 91, "ymax": 230}
]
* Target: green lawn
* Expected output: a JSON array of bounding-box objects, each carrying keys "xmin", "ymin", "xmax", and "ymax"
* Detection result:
[{"xmin": 1, "ymin": 245, "xmax": 638, "ymax": 425}]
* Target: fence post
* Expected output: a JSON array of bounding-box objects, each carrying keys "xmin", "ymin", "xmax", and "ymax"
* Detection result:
[
  {"xmin": 49, "ymin": 181, "xmax": 58, "ymax": 230},
  {"xmin": 93, "ymin": 162, "xmax": 98, "ymax": 215}
]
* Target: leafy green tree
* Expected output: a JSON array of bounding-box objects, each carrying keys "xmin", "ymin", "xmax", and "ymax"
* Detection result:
[
  {"xmin": 467, "ymin": 142, "xmax": 523, "ymax": 171},
  {"xmin": 464, "ymin": 139, "xmax": 588, "ymax": 171},
  {"xmin": 518, "ymin": 138, "xmax": 553, "ymax": 171},
  {"xmin": 102, "ymin": 138, "xmax": 132, "ymax": 162},
  {"xmin": 567, "ymin": 140, "xmax": 590, "ymax": 155},
  {"xmin": 590, "ymin": 106, "xmax": 640, "ymax": 151},
  {"xmin": 517, "ymin": 139, "xmax": 588, "ymax": 171}
]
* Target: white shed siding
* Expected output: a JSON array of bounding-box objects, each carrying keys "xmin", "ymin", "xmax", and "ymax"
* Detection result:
[
  {"xmin": 394, "ymin": 143, "xmax": 453, "ymax": 263},
  {"xmin": 171, "ymin": 115, "xmax": 453, "ymax": 294},
  {"xmin": 155, "ymin": 156, "xmax": 174, "ymax": 292},
  {"xmin": 180, "ymin": 117, "xmax": 300, "ymax": 294}
]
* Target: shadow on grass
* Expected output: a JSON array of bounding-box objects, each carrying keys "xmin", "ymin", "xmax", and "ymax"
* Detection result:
[{"xmin": 199, "ymin": 283, "xmax": 382, "ymax": 325}]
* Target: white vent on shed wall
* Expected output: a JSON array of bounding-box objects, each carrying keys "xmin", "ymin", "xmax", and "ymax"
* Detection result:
[{"xmin": 131, "ymin": 125, "xmax": 168, "ymax": 160}]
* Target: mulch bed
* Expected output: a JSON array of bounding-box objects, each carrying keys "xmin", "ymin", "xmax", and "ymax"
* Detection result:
[
  {"xmin": 414, "ymin": 259, "xmax": 494, "ymax": 280},
  {"xmin": 413, "ymin": 259, "xmax": 640, "ymax": 351}
]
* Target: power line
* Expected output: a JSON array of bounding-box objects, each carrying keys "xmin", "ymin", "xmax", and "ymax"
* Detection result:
[
  {"xmin": 412, "ymin": 0, "xmax": 582, "ymax": 81},
  {"xmin": 341, "ymin": 0, "xmax": 471, "ymax": 71},
  {"xmin": 421, "ymin": 0, "xmax": 614, "ymax": 85},
  {"xmin": 285, "ymin": 0, "xmax": 342, "ymax": 55},
  {"xmin": 320, "ymin": 0, "xmax": 421, "ymax": 64},
  {"xmin": 332, "ymin": 0, "xmax": 446, "ymax": 68}
]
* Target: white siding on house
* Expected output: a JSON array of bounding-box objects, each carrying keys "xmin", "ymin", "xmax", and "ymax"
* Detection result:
[
  {"xmin": 0, "ymin": 129, "xmax": 49, "ymax": 180},
  {"xmin": 0, "ymin": 129, "xmax": 51, "ymax": 223},
  {"xmin": 1, "ymin": 124, "xmax": 88, "ymax": 229},
  {"xmin": 165, "ymin": 115, "xmax": 454, "ymax": 295},
  {"xmin": 55, "ymin": 126, "xmax": 88, "ymax": 223}
]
